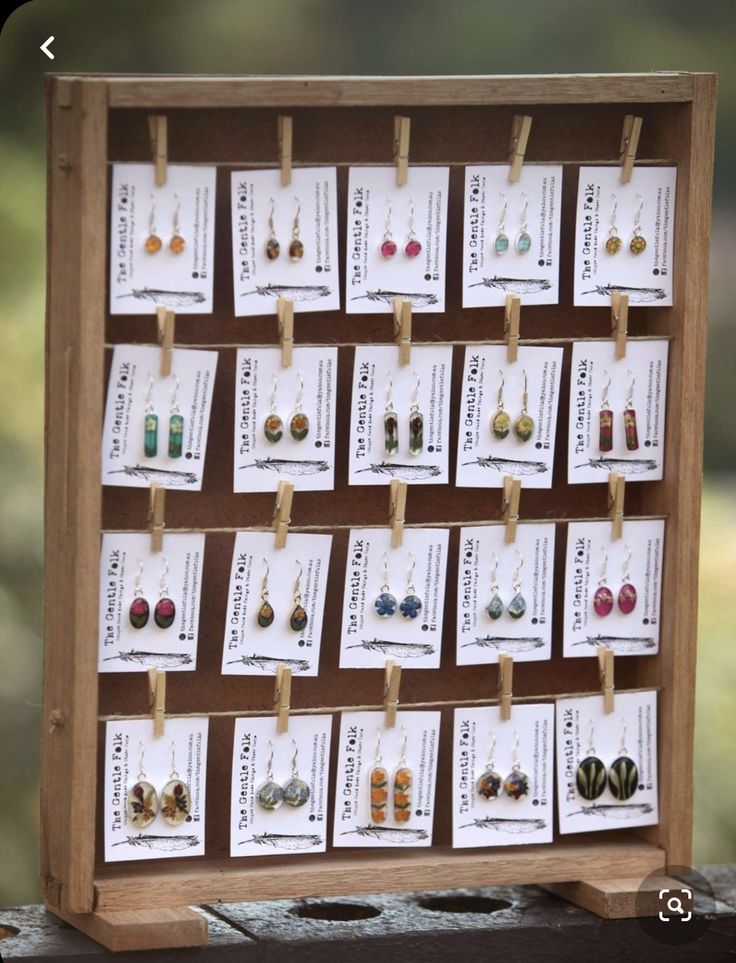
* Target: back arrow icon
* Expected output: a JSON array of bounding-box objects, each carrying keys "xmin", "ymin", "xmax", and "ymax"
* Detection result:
[{"xmin": 40, "ymin": 36, "xmax": 55, "ymax": 60}]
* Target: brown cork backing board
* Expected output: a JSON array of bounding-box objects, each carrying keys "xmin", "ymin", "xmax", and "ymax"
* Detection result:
[{"xmin": 42, "ymin": 74, "xmax": 715, "ymax": 951}]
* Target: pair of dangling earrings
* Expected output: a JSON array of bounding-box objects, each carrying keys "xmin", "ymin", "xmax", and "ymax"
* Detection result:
[
  {"xmin": 129, "ymin": 557, "xmax": 176, "ymax": 630},
  {"xmin": 144, "ymin": 373, "xmax": 184, "ymax": 459},
  {"xmin": 593, "ymin": 545, "xmax": 637, "ymax": 617},
  {"xmin": 380, "ymin": 199, "xmax": 422, "ymax": 259},
  {"xmin": 256, "ymin": 559, "xmax": 308, "ymax": 632},
  {"xmin": 494, "ymin": 192, "xmax": 532, "ymax": 255},
  {"xmin": 576, "ymin": 719, "xmax": 639, "ymax": 801},
  {"xmin": 477, "ymin": 730, "xmax": 530, "ymax": 801},
  {"xmin": 384, "ymin": 372, "xmax": 423, "ymax": 457},
  {"xmin": 265, "ymin": 198, "xmax": 304, "ymax": 262},
  {"xmin": 370, "ymin": 727, "xmax": 412, "ymax": 824},
  {"xmin": 492, "ymin": 370, "xmax": 535, "ymax": 443},
  {"xmin": 257, "ymin": 739, "xmax": 311, "ymax": 810},
  {"xmin": 374, "ymin": 552, "xmax": 423, "ymax": 620},
  {"xmin": 606, "ymin": 193, "xmax": 647, "ymax": 255},
  {"xmin": 486, "ymin": 551, "xmax": 526, "ymax": 621},
  {"xmin": 127, "ymin": 741, "xmax": 191, "ymax": 829},
  {"xmin": 599, "ymin": 370, "xmax": 639, "ymax": 452},
  {"xmin": 145, "ymin": 193, "xmax": 185, "ymax": 254},
  {"xmin": 264, "ymin": 373, "xmax": 310, "ymax": 443}
]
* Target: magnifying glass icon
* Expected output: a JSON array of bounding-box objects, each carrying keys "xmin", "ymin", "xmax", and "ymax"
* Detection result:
[{"xmin": 667, "ymin": 896, "xmax": 685, "ymax": 915}]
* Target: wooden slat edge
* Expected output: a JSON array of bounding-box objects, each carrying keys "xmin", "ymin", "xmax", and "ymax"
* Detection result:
[{"xmin": 47, "ymin": 905, "xmax": 208, "ymax": 953}]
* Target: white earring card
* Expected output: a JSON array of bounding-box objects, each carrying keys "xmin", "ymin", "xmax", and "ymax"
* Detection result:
[
  {"xmin": 562, "ymin": 519, "xmax": 665, "ymax": 657},
  {"xmin": 101, "ymin": 344, "xmax": 218, "ymax": 491},
  {"xmin": 109, "ymin": 163, "xmax": 217, "ymax": 314},
  {"xmin": 556, "ymin": 690, "xmax": 658, "ymax": 834},
  {"xmin": 456, "ymin": 524, "xmax": 556, "ymax": 665},
  {"xmin": 230, "ymin": 167, "xmax": 340, "ymax": 316},
  {"xmin": 230, "ymin": 715, "xmax": 332, "ymax": 857},
  {"xmin": 461, "ymin": 165, "xmax": 563, "ymax": 307},
  {"xmin": 348, "ymin": 344, "xmax": 453, "ymax": 486},
  {"xmin": 455, "ymin": 345, "xmax": 564, "ymax": 489},
  {"xmin": 98, "ymin": 532, "xmax": 206, "ymax": 673},
  {"xmin": 233, "ymin": 346, "xmax": 338, "ymax": 492},
  {"xmin": 221, "ymin": 531, "xmax": 333, "ymax": 678},
  {"xmin": 452, "ymin": 704, "xmax": 554, "ymax": 848},
  {"xmin": 332, "ymin": 711, "xmax": 441, "ymax": 848},
  {"xmin": 338, "ymin": 527, "xmax": 450, "ymax": 670},
  {"xmin": 345, "ymin": 166, "xmax": 450, "ymax": 313},
  {"xmin": 103, "ymin": 717, "xmax": 209, "ymax": 863},
  {"xmin": 573, "ymin": 166, "xmax": 677, "ymax": 306},
  {"xmin": 567, "ymin": 340, "xmax": 669, "ymax": 484}
]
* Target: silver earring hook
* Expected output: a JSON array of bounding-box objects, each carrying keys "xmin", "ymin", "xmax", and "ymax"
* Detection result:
[
  {"xmin": 408, "ymin": 199, "xmax": 416, "ymax": 239},
  {"xmin": 145, "ymin": 372, "xmax": 154, "ymax": 411},
  {"xmin": 292, "ymin": 198, "xmax": 301, "ymax": 237},
  {"xmin": 497, "ymin": 369, "xmax": 505, "ymax": 409},
  {"xmin": 374, "ymin": 726, "xmax": 383, "ymax": 766},
  {"xmin": 266, "ymin": 740, "xmax": 274, "ymax": 781},
  {"xmin": 619, "ymin": 718, "xmax": 628, "ymax": 755},
  {"xmin": 173, "ymin": 193, "xmax": 181, "ymax": 233},
  {"xmin": 291, "ymin": 738, "xmax": 299, "ymax": 776},
  {"xmin": 398, "ymin": 726, "xmax": 408, "ymax": 767},
  {"xmin": 610, "ymin": 193, "xmax": 618, "ymax": 225},
  {"xmin": 519, "ymin": 192, "xmax": 528, "ymax": 231},
  {"xmin": 587, "ymin": 719, "xmax": 596, "ymax": 755},
  {"xmin": 634, "ymin": 194, "xmax": 644, "ymax": 227},
  {"xmin": 601, "ymin": 370, "xmax": 611, "ymax": 408},
  {"xmin": 521, "ymin": 369, "xmax": 529, "ymax": 413},
  {"xmin": 622, "ymin": 544, "xmax": 632, "ymax": 583},
  {"xmin": 149, "ymin": 193, "xmax": 157, "ymax": 233},
  {"xmin": 159, "ymin": 556, "xmax": 169, "ymax": 595},
  {"xmin": 295, "ymin": 373, "xmax": 304, "ymax": 413},
  {"xmin": 138, "ymin": 741, "xmax": 146, "ymax": 781},
  {"xmin": 512, "ymin": 550, "xmax": 523, "ymax": 592},
  {"xmin": 487, "ymin": 730, "xmax": 496, "ymax": 769},
  {"xmin": 490, "ymin": 552, "xmax": 499, "ymax": 590},
  {"xmin": 512, "ymin": 729, "xmax": 521, "ymax": 770},
  {"xmin": 381, "ymin": 551, "xmax": 390, "ymax": 593},
  {"xmin": 385, "ymin": 371, "xmax": 395, "ymax": 412},
  {"xmin": 598, "ymin": 546, "xmax": 609, "ymax": 586},
  {"xmin": 134, "ymin": 559, "xmax": 144, "ymax": 596},
  {"xmin": 170, "ymin": 374, "xmax": 180, "ymax": 413},
  {"xmin": 625, "ymin": 370, "xmax": 636, "ymax": 408},
  {"xmin": 407, "ymin": 552, "xmax": 416, "ymax": 594},
  {"xmin": 294, "ymin": 560, "xmax": 303, "ymax": 603},
  {"xmin": 170, "ymin": 740, "xmax": 179, "ymax": 779},
  {"xmin": 498, "ymin": 192, "xmax": 507, "ymax": 230},
  {"xmin": 269, "ymin": 372, "xmax": 278, "ymax": 414},
  {"xmin": 261, "ymin": 558, "xmax": 270, "ymax": 599},
  {"xmin": 410, "ymin": 372, "xmax": 420, "ymax": 412}
]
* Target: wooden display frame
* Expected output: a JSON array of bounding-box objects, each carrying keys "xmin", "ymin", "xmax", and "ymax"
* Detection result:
[{"xmin": 42, "ymin": 73, "xmax": 716, "ymax": 952}]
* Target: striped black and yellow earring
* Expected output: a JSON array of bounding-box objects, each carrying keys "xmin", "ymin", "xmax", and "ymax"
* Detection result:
[
  {"xmin": 608, "ymin": 721, "xmax": 639, "ymax": 800},
  {"xmin": 256, "ymin": 558, "xmax": 275, "ymax": 627},
  {"xmin": 576, "ymin": 719, "xmax": 607, "ymax": 801}
]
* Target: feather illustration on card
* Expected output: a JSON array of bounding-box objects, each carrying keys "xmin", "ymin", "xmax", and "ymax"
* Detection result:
[
  {"xmin": 468, "ymin": 276, "xmax": 552, "ymax": 294},
  {"xmin": 575, "ymin": 456, "xmax": 658, "ymax": 474},
  {"xmin": 582, "ymin": 284, "xmax": 666, "ymax": 303},
  {"xmin": 113, "ymin": 834, "xmax": 200, "ymax": 851},
  {"xmin": 572, "ymin": 636, "xmax": 656, "ymax": 653},
  {"xmin": 240, "ymin": 284, "xmax": 332, "ymax": 301},
  {"xmin": 225, "ymin": 654, "xmax": 311, "ymax": 673},
  {"xmin": 462, "ymin": 637, "xmax": 545, "ymax": 652},
  {"xmin": 108, "ymin": 465, "xmax": 199, "ymax": 486},
  {"xmin": 350, "ymin": 290, "xmax": 439, "ymax": 308},
  {"xmin": 239, "ymin": 457, "xmax": 330, "ymax": 476},
  {"xmin": 461, "ymin": 455, "xmax": 548, "ymax": 476},
  {"xmin": 459, "ymin": 817, "xmax": 546, "ymax": 834},
  {"xmin": 103, "ymin": 650, "xmax": 194, "ymax": 668},
  {"xmin": 116, "ymin": 288, "xmax": 207, "ymax": 307},
  {"xmin": 239, "ymin": 833, "xmax": 323, "ymax": 851},
  {"xmin": 355, "ymin": 462, "xmax": 442, "ymax": 480},
  {"xmin": 346, "ymin": 640, "xmax": 436, "ymax": 658},
  {"xmin": 567, "ymin": 803, "xmax": 654, "ymax": 820},
  {"xmin": 340, "ymin": 825, "xmax": 429, "ymax": 842}
]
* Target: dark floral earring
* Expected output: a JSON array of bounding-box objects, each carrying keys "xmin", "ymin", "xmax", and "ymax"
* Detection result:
[
  {"xmin": 289, "ymin": 373, "xmax": 309, "ymax": 441},
  {"xmin": 129, "ymin": 560, "xmax": 150, "ymax": 629},
  {"xmin": 257, "ymin": 740, "xmax": 284, "ymax": 811},
  {"xmin": 486, "ymin": 552, "xmax": 503, "ymax": 621},
  {"xmin": 257, "ymin": 558, "xmax": 275, "ymax": 627},
  {"xmin": 503, "ymin": 730, "xmax": 530, "ymax": 800},
  {"xmin": 593, "ymin": 546, "xmax": 614, "ymax": 617},
  {"xmin": 477, "ymin": 730, "xmax": 502, "ymax": 800},
  {"xmin": 374, "ymin": 551, "xmax": 397, "ymax": 618},
  {"xmin": 507, "ymin": 550, "xmax": 526, "ymax": 619},
  {"xmin": 160, "ymin": 741, "xmax": 191, "ymax": 826},
  {"xmin": 289, "ymin": 198, "xmax": 304, "ymax": 261},
  {"xmin": 384, "ymin": 372, "xmax": 399, "ymax": 456},
  {"xmin": 289, "ymin": 560, "xmax": 308, "ymax": 632},
  {"xmin": 154, "ymin": 556, "xmax": 176, "ymax": 629},
  {"xmin": 608, "ymin": 721, "xmax": 639, "ymax": 801},
  {"xmin": 127, "ymin": 742, "xmax": 159, "ymax": 828},
  {"xmin": 408, "ymin": 372, "xmax": 423, "ymax": 456},
  {"xmin": 264, "ymin": 373, "xmax": 284, "ymax": 444},
  {"xmin": 618, "ymin": 544, "xmax": 637, "ymax": 614},
  {"xmin": 399, "ymin": 553, "xmax": 423, "ymax": 620},
  {"xmin": 283, "ymin": 739, "xmax": 310, "ymax": 808},
  {"xmin": 265, "ymin": 197, "xmax": 280, "ymax": 260},
  {"xmin": 575, "ymin": 719, "xmax": 607, "ymax": 800}
]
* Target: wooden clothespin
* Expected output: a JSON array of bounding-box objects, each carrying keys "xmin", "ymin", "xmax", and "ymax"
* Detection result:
[
  {"xmin": 148, "ymin": 483, "xmax": 166, "ymax": 552},
  {"xmin": 389, "ymin": 479, "xmax": 407, "ymax": 548},
  {"xmin": 502, "ymin": 476, "xmax": 521, "ymax": 544},
  {"xmin": 498, "ymin": 653, "xmax": 514, "ymax": 721},
  {"xmin": 273, "ymin": 664, "xmax": 292, "ymax": 734},
  {"xmin": 620, "ymin": 115, "xmax": 643, "ymax": 185},
  {"xmin": 608, "ymin": 472, "xmax": 625, "ymax": 540},
  {"xmin": 273, "ymin": 480, "xmax": 294, "ymax": 549},
  {"xmin": 508, "ymin": 115, "xmax": 532, "ymax": 184},
  {"xmin": 393, "ymin": 116, "xmax": 411, "ymax": 187},
  {"xmin": 597, "ymin": 645, "xmax": 615, "ymax": 713},
  {"xmin": 156, "ymin": 306, "xmax": 175, "ymax": 377},
  {"xmin": 610, "ymin": 292, "xmax": 628, "ymax": 360},
  {"xmin": 278, "ymin": 116, "xmax": 293, "ymax": 187},
  {"xmin": 148, "ymin": 668, "xmax": 166, "ymax": 737},
  {"xmin": 277, "ymin": 297, "xmax": 294, "ymax": 368},
  {"xmin": 504, "ymin": 294, "xmax": 521, "ymax": 362},
  {"xmin": 393, "ymin": 297, "xmax": 412, "ymax": 366},
  {"xmin": 147, "ymin": 115, "xmax": 168, "ymax": 187},
  {"xmin": 384, "ymin": 659, "xmax": 402, "ymax": 729}
]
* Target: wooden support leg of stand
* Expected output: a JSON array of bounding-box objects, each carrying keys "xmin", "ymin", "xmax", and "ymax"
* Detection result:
[
  {"xmin": 547, "ymin": 874, "xmax": 687, "ymax": 919},
  {"xmin": 47, "ymin": 903, "xmax": 208, "ymax": 952}
]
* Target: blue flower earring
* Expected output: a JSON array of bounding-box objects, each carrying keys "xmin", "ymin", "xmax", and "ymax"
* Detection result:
[
  {"xmin": 374, "ymin": 552, "xmax": 397, "ymax": 618},
  {"xmin": 399, "ymin": 553, "xmax": 423, "ymax": 620}
]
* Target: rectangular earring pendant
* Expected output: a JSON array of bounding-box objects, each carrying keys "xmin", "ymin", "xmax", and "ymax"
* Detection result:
[
  {"xmin": 144, "ymin": 413, "xmax": 158, "ymax": 458},
  {"xmin": 384, "ymin": 409, "xmax": 399, "ymax": 456},
  {"xmin": 168, "ymin": 414, "xmax": 184, "ymax": 458},
  {"xmin": 370, "ymin": 766, "xmax": 388, "ymax": 823},
  {"xmin": 408, "ymin": 410, "xmax": 424, "ymax": 456},
  {"xmin": 599, "ymin": 408, "xmax": 613, "ymax": 452},
  {"xmin": 393, "ymin": 765, "xmax": 412, "ymax": 823},
  {"xmin": 623, "ymin": 408, "xmax": 639, "ymax": 451}
]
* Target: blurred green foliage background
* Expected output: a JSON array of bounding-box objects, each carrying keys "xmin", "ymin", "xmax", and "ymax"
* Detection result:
[{"xmin": 0, "ymin": 0, "xmax": 734, "ymax": 905}]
